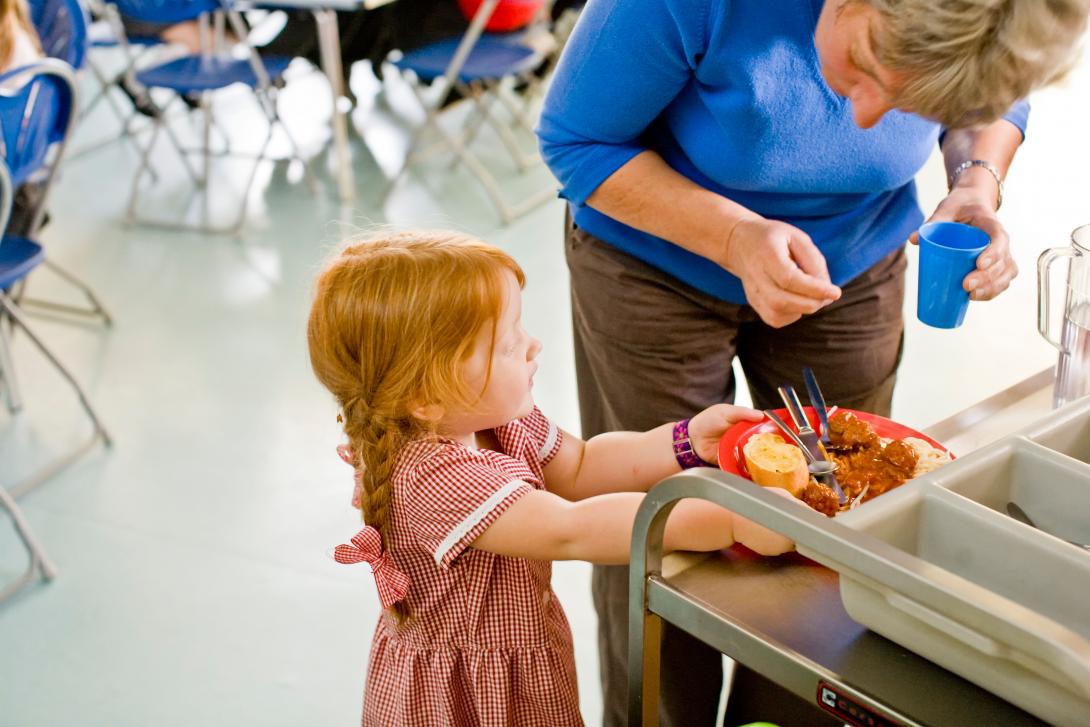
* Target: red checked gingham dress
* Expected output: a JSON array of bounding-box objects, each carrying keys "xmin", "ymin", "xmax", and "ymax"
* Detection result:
[{"xmin": 359, "ymin": 407, "xmax": 583, "ymax": 726}]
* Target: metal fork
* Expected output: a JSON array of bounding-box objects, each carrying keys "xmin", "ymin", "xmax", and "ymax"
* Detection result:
[{"xmin": 778, "ymin": 385, "xmax": 848, "ymax": 504}]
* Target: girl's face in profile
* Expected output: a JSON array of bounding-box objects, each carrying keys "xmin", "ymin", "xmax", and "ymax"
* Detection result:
[{"xmin": 442, "ymin": 269, "xmax": 542, "ymax": 437}]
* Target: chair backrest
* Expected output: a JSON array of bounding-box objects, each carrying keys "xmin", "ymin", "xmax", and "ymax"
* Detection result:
[
  {"xmin": 0, "ymin": 60, "xmax": 78, "ymax": 230},
  {"xmin": 28, "ymin": 0, "xmax": 90, "ymax": 70},
  {"xmin": 109, "ymin": 0, "xmax": 221, "ymax": 25}
]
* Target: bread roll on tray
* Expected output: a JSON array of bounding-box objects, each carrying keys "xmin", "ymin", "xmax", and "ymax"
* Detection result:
[{"xmin": 742, "ymin": 432, "xmax": 809, "ymax": 497}]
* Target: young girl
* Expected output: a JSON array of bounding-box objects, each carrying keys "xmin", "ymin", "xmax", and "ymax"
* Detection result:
[{"xmin": 307, "ymin": 231, "xmax": 800, "ymax": 726}]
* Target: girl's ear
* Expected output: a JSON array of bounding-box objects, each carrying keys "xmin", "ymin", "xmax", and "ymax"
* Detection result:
[{"xmin": 411, "ymin": 401, "xmax": 445, "ymax": 423}]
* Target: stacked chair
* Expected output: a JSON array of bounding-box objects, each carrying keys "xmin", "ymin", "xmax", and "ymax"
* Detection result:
[
  {"xmin": 104, "ymin": 0, "xmax": 306, "ymax": 234},
  {"xmin": 0, "ymin": 60, "xmax": 111, "ymax": 602},
  {"xmin": 386, "ymin": 0, "xmax": 557, "ymax": 224}
]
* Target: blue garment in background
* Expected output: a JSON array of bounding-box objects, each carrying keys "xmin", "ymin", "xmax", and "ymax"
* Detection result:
[{"xmin": 537, "ymin": 0, "xmax": 1029, "ymax": 304}]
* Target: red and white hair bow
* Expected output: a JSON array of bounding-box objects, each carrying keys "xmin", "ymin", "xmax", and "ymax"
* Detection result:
[{"xmin": 333, "ymin": 526, "xmax": 410, "ymax": 609}]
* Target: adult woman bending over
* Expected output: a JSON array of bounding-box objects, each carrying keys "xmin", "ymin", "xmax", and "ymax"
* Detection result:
[{"xmin": 537, "ymin": 1, "xmax": 1089, "ymax": 724}]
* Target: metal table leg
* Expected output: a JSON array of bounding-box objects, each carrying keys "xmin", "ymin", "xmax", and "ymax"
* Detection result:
[{"xmin": 312, "ymin": 9, "xmax": 354, "ymax": 203}]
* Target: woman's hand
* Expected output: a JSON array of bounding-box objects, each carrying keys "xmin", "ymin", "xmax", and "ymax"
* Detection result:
[
  {"xmin": 722, "ymin": 217, "xmax": 842, "ymax": 328},
  {"xmin": 688, "ymin": 404, "xmax": 764, "ymax": 464},
  {"xmin": 911, "ymin": 184, "xmax": 1017, "ymax": 301}
]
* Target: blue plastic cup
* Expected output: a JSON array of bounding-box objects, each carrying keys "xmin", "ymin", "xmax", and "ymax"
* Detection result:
[{"xmin": 917, "ymin": 221, "xmax": 991, "ymax": 329}]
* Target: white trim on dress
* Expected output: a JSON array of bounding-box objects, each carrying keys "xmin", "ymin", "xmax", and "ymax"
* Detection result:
[
  {"xmin": 539, "ymin": 422, "xmax": 558, "ymax": 461},
  {"xmin": 434, "ymin": 479, "xmax": 527, "ymax": 566}
]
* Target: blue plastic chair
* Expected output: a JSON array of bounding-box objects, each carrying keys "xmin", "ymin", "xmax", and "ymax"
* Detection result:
[
  {"xmin": 29, "ymin": 0, "xmax": 89, "ymax": 70},
  {"xmin": 0, "ymin": 61, "xmax": 111, "ymax": 538},
  {"xmin": 105, "ymin": 0, "xmax": 306, "ymax": 234},
  {"xmin": 386, "ymin": 0, "xmax": 554, "ymax": 223}
]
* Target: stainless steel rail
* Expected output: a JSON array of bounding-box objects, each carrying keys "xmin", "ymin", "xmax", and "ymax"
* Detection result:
[{"xmin": 627, "ymin": 469, "xmax": 1049, "ymax": 727}]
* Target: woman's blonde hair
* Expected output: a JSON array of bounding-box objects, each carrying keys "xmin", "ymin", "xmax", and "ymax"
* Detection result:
[
  {"xmin": 0, "ymin": 0, "xmax": 37, "ymax": 71},
  {"xmin": 307, "ymin": 230, "xmax": 524, "ymax": 622},
  {"xmin": 864, "ymin": 0, "xmax": 1090, "ymax": 127}
]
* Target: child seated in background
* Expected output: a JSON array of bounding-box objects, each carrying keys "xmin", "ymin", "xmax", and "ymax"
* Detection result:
[
  {"xmin": 306, "ymin": 230, "xmax": 805, "ymax": 725},
  {"xmin": 0, "ymin": 0, "xmax": 41, "ymax": 86}
]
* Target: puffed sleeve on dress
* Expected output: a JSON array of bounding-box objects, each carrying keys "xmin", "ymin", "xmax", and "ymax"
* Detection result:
[
  {"xmin": 404, "ymin": 447, "xmax": 534, "ymax": 569},
  {"xmin": 511, "ymin": 406, "xmax": 564, "ymax": 465}
]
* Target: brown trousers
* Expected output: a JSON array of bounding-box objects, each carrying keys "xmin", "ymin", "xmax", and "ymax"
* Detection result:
[{"xmin": 565, "ymin": 217, "xmax": 906, "ymax": 727}]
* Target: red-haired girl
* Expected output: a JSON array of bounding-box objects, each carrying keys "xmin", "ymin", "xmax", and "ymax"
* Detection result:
[{"xmin": 307, "ymin": 231, "xmax": 800, "ymax": 726}]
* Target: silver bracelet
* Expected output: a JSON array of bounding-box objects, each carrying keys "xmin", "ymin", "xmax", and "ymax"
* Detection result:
[{"xmin": 948, "ymin": 159, "xmax": 1004, "ymax": 211}]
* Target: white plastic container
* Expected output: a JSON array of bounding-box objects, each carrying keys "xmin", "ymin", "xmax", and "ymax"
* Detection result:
[{"xmin": 800, "ymin": 399, "xmax": 1090, "ymax": 726}]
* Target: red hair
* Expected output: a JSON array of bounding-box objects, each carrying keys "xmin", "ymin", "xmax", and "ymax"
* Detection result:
[{"xmin": 307, "ymin": 230, "xmax": 524, "ymax": 622}]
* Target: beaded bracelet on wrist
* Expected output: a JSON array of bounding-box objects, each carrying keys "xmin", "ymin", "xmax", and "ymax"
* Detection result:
[{"xmin": 672, "ymin": 418, "xmax": 714, "ymax": 469}]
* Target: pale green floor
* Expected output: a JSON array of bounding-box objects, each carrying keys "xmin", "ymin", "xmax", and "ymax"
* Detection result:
[{"xmin": 2, "ymin": 44, "xmax": 1089, "ymax": 726}]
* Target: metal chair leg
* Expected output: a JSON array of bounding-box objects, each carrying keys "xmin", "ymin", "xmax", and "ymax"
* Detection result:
[
  {"xmin": 17, "ymin": 261, "xmax": 114, "ymax": 327},
  {"xmin": 227, "ymin": 120, "xmax": 275, "ymax": 236},
  {"xmin": 125, "ymin": 114, "xmax": 201, "ymax": 228},
  {"xmin": 1, "ymin": 294, "xmax": 111, "ymax": 500},
  {"xmin": 201, "ymin": 95, "xmax": 212, "ymax": 190},
  {"xmin": 0, "ymin": 485, "xmax": 56, "ymax": 603},
  {"xmin": 81, "ymin": 59, "xmax": 133, "ymax": 130},
  {"xmin": 449, "ymin": 84, "xmax": 492, "ymax": 170},
  {"xmin": 125, "ymin": 119, "xmax": 158, "ymax": 225},
  {"xmin": 0, "ymin": 292, "xmax": 112, "ymax": 458},
  {"xmin": 391, "ymin": 73, "xmax": 553, "ymax": 224},
  {"xmin": 0, "ymin": 311, "xmax": 23, "ymax": 412},
  {"xmin": 461, "ymin": 79, "xmax": 538, "ymax": 172},
  {"xmin": 269, "ymin": 103, "xmax": 317, "ymax": 195}
]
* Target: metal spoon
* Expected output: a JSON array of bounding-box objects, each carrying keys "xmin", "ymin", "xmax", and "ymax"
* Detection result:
[{"xmin": 1006, "ymin": 501, "xmax": 1090, "ymax": 551}]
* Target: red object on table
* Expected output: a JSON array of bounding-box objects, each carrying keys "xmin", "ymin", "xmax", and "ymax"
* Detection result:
[{"xmin": 457, "ymin": 0, "xmax": 545, "ymax": 32}]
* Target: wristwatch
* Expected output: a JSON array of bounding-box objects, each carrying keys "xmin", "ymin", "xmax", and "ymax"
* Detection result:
[{"xmin": 949, "ymin": 159, "xmax": 1004, "ymax": 210}]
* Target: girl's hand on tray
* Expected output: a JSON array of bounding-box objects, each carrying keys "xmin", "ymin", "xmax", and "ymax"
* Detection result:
[
  {"xmin": 732, "ymin": 487, "xmax": 810, "ymax": 556},
  {"xmin": 688, "ymin": 404, "xmax": 764, "ymax": 465}
]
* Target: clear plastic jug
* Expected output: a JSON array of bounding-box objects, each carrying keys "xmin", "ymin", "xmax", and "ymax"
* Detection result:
[{"xmin": 1038, "ymin": 224, "xmax": 1090, "ymax": 408}]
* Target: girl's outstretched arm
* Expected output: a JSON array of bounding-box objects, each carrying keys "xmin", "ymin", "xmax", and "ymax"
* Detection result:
[
  {"xmin": 543, "ymin": 404, "xmax": 764, "ymax": 501},
  {"xmin": 471, "ymin": 488, "xmax": 796, "ymax": 564}
]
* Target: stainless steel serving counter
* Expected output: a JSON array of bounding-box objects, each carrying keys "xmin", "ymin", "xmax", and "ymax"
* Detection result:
[{"xmin": 628, "ymin": 368, "xmax": 1065, "ymax": 727}]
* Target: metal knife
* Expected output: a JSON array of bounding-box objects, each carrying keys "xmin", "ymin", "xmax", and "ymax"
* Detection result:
[
  {"xmin": 802, "ymin": 367, "xmax": 833, "ymax": 448},
  {"xmin": 778, "ymin": 384, "xmax": 848, "ymax": 504}
]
